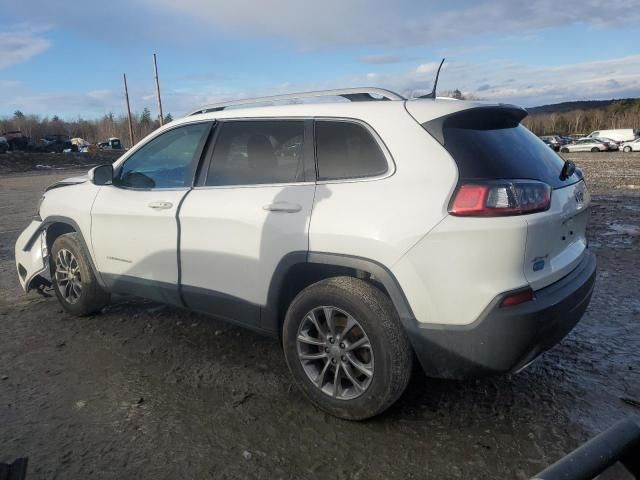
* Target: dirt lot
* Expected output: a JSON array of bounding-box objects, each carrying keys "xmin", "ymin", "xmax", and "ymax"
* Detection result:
[{"xmin": 1, "ymin": 152, "xmax": 639, "ymax": 479}]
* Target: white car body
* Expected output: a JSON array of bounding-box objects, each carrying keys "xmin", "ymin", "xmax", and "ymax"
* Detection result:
[
  {"xmin": 621, "ymin": 138, "xmax": 640, "ymax": 152},
  {"xmin": 15, "ymin": 88, "xmax": 596, "ymax": 382},
  {"xmin": 586, "ymin": 129, "xmax": 638, "ymax": 143}
]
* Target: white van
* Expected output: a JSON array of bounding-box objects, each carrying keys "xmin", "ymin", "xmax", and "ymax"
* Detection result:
[{"xmin": 587, "ymin": 129, "xmax": 638, "ymax": 142}]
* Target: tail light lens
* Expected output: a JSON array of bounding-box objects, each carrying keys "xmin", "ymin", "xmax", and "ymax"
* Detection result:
[{"xmin": 450, "ymin": 180, "xmax": 551, "ymax": 216}]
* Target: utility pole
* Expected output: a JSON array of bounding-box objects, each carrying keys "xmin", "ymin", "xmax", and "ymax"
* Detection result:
[
  {"xmin": 123, "ymin": 73, "xmax": 135, "ymax": 147},
  {"xmin": 153, "ymin": 53, "xmax": 164, "ymax": 126}
]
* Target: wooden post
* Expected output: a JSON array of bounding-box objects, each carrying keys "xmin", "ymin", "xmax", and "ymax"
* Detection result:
[
  {"xmin": 153, "ymin": 53, "xmax": 164, "ymax": 126},
  {"xmin": 123, "ymin": 73, "xmax": 135, "ymax": 148}
]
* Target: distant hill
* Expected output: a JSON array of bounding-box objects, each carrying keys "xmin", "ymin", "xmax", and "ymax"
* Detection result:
[{"xmin": 528, "ymin": 98, "xmax": 638, "ymax": 115}]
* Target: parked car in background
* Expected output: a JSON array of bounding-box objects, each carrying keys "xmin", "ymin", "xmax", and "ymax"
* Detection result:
[
  {"xmin": 1, "ymin": 131, "xmax": 29, "ymax": 151},
  {"xmin": 98, "ymin": 137, "xmax": 123, "ymax": 150},
  {"xmin": 15, "ymin": 87, "xmax": 596, "ymax": 420},
  {"xmin": 593, "ymin": 137, "xmax": 620, "ymax": 151},
  {"xmin": 587, "ymin": 129, "xmax": 639, "ymax": 143},
  {"xmin": 560, "ymin": 138, "xmax": 608, "ymax": 152},
  {"xmin": 41, "ymin": 134, "xmax": 75, "ymax": 153},
  {"xmin": 0, "ymin": 136, "xmax": 9, "ymax": 153},
  {"xmin": 621, "ymin": 138, "xmax": 640, "ymax": 152},
  {"xmin": 540, "ymin": 135, "xmax": 561, "ymax": 150}
]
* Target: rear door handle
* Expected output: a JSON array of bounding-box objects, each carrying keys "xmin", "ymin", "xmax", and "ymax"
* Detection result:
[
  {"xmin": 263, "ymin": 202, "xmax": 302, "ymax": 213},
  {"xmin": 148, "ymin": 201, "xmax": 173, "ymax": 210}
]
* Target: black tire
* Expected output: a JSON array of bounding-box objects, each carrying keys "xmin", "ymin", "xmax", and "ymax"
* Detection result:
[
  {"xmin": 623, "ymin": 146, "xmax": 632, "ymax": 153},
  {"xmin": 560, "ymin": 147, "xmax": 569, "ymax": 153},
  {"xmin": 591, "ymin": 147, "xmax": 599, "ymax": 152},
  {"xmin": 50, "ymin": 233, "xmax": 109, "ymax": 316},
  {"xmin": 283, "ymin": 276, "xmax": 413, "ymax": 420}
]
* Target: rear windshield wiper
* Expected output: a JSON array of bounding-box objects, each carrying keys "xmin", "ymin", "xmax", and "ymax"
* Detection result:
[{"xmin": 560, "ymin": 160, "xmax": 576, "ymax": 181}]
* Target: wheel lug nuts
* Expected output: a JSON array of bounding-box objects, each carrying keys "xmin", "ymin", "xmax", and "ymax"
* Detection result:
[
  {"xmin": 331, "ymin": 358, "xmax": 337, "ymax": 364},
  {"xmin": 324, "ymin": 347, "xmax": 329, "ymax": 353},
  {"xmin": 339, "ymin": 342, "xmax": 345, "ymax": 349},
  {"xmin": 329, "ymin": 337, "xmax": 334, "ymax": 344},
  {"xmin": 341, "ymin": 355, "xmax": 346, "ymax": 362}
]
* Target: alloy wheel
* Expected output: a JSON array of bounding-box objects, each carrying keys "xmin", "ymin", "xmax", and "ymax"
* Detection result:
[
  {"xmin": 296, "ymin": 306, "xmax": 374, "ymax": 400},
  {"xmin": 54, "ymin": 248, "xmax": 82, "ymax": 304}
]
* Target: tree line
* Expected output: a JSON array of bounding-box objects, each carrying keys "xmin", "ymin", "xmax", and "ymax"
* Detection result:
[
  {"xmin": 0, "ymin": 108, "xmax": 173, "ymax": 148},
  {"xmin": 523, "ymin": 98, "xmax": 640, "ymax": 136}
]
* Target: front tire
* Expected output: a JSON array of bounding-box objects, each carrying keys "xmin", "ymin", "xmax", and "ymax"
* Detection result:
[
  {"xmin": 282, "ymin": 277, "xmax": 412, "ymax": 420},
  {"xmin": 591, "ymin": 147, "xmax": 600, "ymax": 152},
  {"xmin": 623, "ymin": 146, "xmax": 632, "ymax": 152},
  {"xmin": 50, "ymin": 233, "xmax": 109, "ymax": 316},
  {"xmin": 560, "ymin": 147, "xmax": 570, "ymax": 153}
]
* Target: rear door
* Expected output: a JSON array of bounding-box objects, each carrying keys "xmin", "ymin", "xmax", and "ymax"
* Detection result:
[
  {"xmin": 415, "ymin": 105, "xmax": 588, "ymax": 290},
  {"xmin": 91, "ymin": 121, "xmax": 212, "ymax": 304},
  {"xmin": 178, "ymin": 119, "xmax": 315, "ymax": 329}
]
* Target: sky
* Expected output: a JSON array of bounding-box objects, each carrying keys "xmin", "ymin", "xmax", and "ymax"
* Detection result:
[{"xmin": 1, "ymin": 0, "xmax": 640, "ymax": 120}]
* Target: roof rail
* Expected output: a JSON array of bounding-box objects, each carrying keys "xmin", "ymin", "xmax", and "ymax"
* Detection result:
[{"xmin": 188, "ymin": 88, "xmax": 405, "ymax": 116}]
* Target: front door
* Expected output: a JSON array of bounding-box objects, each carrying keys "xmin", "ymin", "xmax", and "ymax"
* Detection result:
[
  {"xmin": 179, "ymin": 119, "xmax": 315, "ymax": 329},
  {"xmin": 91, "ymin": 121, "xmax": 211, "ymax": 305}
]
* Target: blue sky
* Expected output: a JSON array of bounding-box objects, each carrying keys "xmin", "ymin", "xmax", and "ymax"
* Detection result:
[{"xmin": 1, "ymin": 0, "xmax": 640, "ymax": 119}]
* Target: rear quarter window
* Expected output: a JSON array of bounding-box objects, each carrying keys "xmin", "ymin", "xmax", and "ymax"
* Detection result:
[{"xmin": 315, "ymin": 121, "xmax": 388, "ymax": 181}]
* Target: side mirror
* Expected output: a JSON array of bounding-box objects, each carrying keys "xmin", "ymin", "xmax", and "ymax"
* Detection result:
[{"xmin": 88, "ymin": 164, "xmax": 113, "ymax": 185}]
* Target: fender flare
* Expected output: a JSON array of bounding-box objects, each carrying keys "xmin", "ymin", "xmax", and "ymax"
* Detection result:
[
  {"xmin": 262, "ymin": 251, "xmax": 415, "ymax": 334},
  {"xmin": 26, "ymin": 215, "xmax": 106, "ymax": 288}
]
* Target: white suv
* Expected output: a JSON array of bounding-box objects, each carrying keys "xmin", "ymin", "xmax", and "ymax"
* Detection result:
[{"xmin": 15, "ymin": 88, "xmax": 596, "ymax": 420}]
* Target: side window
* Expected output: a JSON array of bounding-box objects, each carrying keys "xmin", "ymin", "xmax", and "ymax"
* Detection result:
[
  {"xmin": 205, "ymin": 121, "xmax": 305, "ymax": 186},
  {"xmin": 116, "ymin": 123, "xmax": 210, "ymax": 189},
  {"xmin": 316, "ymin": 121, "xmax": 388, "ymax": 181}
]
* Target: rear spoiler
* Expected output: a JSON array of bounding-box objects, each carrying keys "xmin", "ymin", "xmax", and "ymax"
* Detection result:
[{"xmin": 422, "ymin": 105, "xmax": 528, "ymax": 145}]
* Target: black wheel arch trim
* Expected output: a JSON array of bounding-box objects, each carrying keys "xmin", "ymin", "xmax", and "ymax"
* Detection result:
[
  {"xmin": 25, "ymin": 215, "xmax": 106, "ymax": 288},
  {"xmin": 262, "ymin": 251, "xmax": 415, "ymax": 334}
]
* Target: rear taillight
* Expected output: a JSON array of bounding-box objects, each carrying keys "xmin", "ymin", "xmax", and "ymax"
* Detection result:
[{"xmin": 450, "ymin": 180, "xmax": 551, "ymax": 216}]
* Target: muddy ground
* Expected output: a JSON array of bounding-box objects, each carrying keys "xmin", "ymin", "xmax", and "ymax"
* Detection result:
[{"xmin": 0, "ymin": 152, "xmax": 639, "ymax": 479}]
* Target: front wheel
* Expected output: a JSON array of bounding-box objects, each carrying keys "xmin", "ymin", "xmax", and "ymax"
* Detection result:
[
  {"xmin": 50, "ymin": 233, "xmax": 109, "ymax": 316},
  {"xmin": 282, "ymin": 277, "xmax": 413, "ymax": 420},
  {"xmin": 591, "ymin": 147, "xmax": 600, "ymax": 152},
  {"xmin": 560, "ymin": 147, "xmax": 570, "ymax": 153},
  {"xmin": 623, "ymin": 146, "xmax": 632, "ymax": 152}
]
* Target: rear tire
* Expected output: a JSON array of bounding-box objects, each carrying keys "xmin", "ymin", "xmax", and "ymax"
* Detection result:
[
  {"xmin": 282, "ymin": 276, "xmax": 413, "ymax": 420},
  {"xmin": 50, "ymin": 233, "xmax": 109, "ymax": 316}
]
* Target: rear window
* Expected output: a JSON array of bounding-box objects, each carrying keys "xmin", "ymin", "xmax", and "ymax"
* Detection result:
[{"xmin": 426, "ymin": 109, "xmax": 579, "ymax": 189}]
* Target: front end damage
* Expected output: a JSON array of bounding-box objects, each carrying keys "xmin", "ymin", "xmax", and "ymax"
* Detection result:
[{"xmin": 15, "ymin": 220, "xmax": 51, "ymax": 293}]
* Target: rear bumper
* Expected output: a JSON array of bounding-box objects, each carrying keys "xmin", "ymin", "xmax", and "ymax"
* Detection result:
[{"xmin": 404, "ymin": 249, "xmax": 597, "ymax": 379}]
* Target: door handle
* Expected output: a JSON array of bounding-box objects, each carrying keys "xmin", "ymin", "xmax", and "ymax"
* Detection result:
[
  {"xmin": 263, "ymin": 202, "xmax": 302, "ymax": 213},
  {"xmin": 148, "ymin": 201, "xmax": 173, "ymax": 210}
]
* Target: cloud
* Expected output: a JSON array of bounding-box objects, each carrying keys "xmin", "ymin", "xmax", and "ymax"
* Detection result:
[
  {"xmin": 358, "ymin": 54, "xmax": 413, "ymax": 65},
  {"xmin": 5, "ymin": 0, "xmax": 640, "ymax": 49},
  {"xmin": 144, "ymin": 0, "xmax": 640, "ymax": 48},
  {"xmin": 0, "ymin": 27, "xmax": 50, "ymax": 69}
]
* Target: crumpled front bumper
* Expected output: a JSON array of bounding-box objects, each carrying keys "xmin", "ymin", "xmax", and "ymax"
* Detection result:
[{"xmin": 15, "ymin": 220, "xmax": 49, "ymax": 292}]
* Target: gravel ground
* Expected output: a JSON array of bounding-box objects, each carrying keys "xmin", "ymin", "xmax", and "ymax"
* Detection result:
[{"xmin": 1, "ymin": 152, "xmax": 639, "ymax": 479}]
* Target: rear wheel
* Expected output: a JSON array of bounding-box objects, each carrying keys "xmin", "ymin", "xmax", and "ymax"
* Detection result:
[
  {"xmin": 623, "ymin": 146, "xmax": 632, "ymax": 153},
  {"xmin": 282, "ymin": 276, "xmax": 413, "ymax": 420},
  {"xmin": 50, "ymin": 233, "xmax": 109, "ymax": 316}
]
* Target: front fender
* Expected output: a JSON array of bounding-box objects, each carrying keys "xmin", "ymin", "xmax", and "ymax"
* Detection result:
[{"xmin": 15, "ymin": 220, "xmax": 48, "ymax": 292}]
